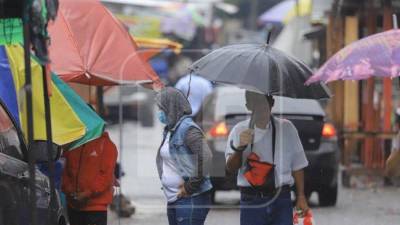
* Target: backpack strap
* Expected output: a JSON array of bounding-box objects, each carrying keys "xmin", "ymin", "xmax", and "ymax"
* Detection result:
[
  {"xmin": 271, "ymin": 117, "xmax": 276, "ymax": 164},
  {"xmin": 249, "ymin": 116, "xmax": 276, "ymax": 164}
]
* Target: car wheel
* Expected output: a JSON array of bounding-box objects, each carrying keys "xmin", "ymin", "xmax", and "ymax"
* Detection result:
[
  {"xmin": 318, "ymin": 183, "xmax": 338, "ymax": 207},
  {"xmin": 58, "ymin": 216, "xmax": 67, "ymax": 225}
]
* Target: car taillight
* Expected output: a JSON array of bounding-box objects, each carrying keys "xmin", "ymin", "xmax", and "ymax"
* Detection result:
[
  {"xmin": 208, "ymin": 122, "xmax": 229, "ymax": 138},
  {"xmin": 322, "ymin": 123, "xmax": 336, "ymax": 138}
]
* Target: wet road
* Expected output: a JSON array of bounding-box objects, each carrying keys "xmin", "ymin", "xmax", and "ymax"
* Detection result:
[{"xmin": 107, "ymin": 121, "xmax": 400, "ymax": 225}]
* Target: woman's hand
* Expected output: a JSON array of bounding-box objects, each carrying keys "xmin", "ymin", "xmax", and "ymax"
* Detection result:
[
  {"xmin": 68, "ymin": 191, "xmax": 91, "ymax": 208},
  {"xmin": 177, "ymin": 184, "xmax": 189, "ymax": 198}
]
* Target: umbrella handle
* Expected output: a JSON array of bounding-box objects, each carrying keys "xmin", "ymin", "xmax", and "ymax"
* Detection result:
[
  {"xmin": 249, "ymin": 112, "xmax": 255, "ymax": 129},
  {"xmin": 244, "ymin": 113, "xmax": 255, "ymax": 152},
  {"xmin": 266, "ymin": 31, "xmax": 273, "ymax": 45}
]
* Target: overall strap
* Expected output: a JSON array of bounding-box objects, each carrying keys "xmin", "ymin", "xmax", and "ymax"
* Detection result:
[{"xmin": 271, "ymin": 117, "xmax": 276, "ymax": 164}]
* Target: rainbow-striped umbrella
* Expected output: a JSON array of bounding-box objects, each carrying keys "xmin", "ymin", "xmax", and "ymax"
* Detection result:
[{"xmin": 0, "ymin": 44, "xmax": 104, "ymax": 150}]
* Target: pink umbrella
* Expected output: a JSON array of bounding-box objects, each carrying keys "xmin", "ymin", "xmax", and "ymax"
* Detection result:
[
  {"xmin": 306, "ymin": 29, "xmax": 400, "ymax": 84},
  {"xmin": 48, "ymin": 0, "xmax": 163, "ymax": 87}
]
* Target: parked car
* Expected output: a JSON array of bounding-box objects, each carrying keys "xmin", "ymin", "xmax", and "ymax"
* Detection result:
[
  {"xmin": 0, "ymin": 101, "xmax": 67, "ymax": 225},
  {"xmin": 104, "ymin": 85, "xmax": 156, "ymax": 127},
  {"xmin": 199, "ymin": 86, "xmax": 340, "ymax": 206}
]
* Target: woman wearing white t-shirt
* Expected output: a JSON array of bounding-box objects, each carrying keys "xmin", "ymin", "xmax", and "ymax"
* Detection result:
[{"xmin": 155, "ymin": 87, "xmax": 213, "ymax": 225}]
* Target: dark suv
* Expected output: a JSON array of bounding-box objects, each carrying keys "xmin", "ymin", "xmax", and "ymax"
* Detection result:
[
  {"xmin": 199, "ymin": 86, "xmax": 339, "ymax": 206},
  {"xmin": 0, "ymin": 101, "xmax": 67, "ymax": 225}
]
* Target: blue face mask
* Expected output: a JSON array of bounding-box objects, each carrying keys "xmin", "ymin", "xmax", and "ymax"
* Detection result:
[{"xmin": 157, "ymin": 110, "xmax": 168, "ymax": 124}]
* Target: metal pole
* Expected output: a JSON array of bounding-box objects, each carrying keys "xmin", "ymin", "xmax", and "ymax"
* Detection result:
[
  {"xmin": 41, "ymin": 66, "xmax": 57, "ymax": 225},
  {"xmin": 383, "ymin": 0, "xmax": 394, "ymax": 167},
  {"xmin": 118, "ymin": 86, "xmax": 123, "ymax": 225},
  {"xmin": 96, "ymin": 86, "xmax": 105, "ymax": 117},
  {"xmin": 22, "ymin": 0, "xmax": 37, "ymax": 223}
]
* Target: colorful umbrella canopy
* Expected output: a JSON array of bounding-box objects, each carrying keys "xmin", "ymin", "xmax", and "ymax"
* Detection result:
[
  {"xmin": 0, "ymin": 44, "xmax": 105, "ymax": 149},
  {"xmin": 48, "ymin": 0, "xmax": 162, "ymax": 87},
  {"xmin": 259, "ymin": 0, "xmax": 311, "ymax": 25},
  {"xmin": 306, "ymin": 29, "xmax": 400, "ymax": 84}
]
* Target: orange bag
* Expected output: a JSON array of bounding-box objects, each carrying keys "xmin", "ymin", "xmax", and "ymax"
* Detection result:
[
  {"xmin": 243, "ymin": 117, "xmax": 276, "ymax": 188},
  {"xmin": 244, "ymin": 152, "xmax": 274, "ymax": 187}
]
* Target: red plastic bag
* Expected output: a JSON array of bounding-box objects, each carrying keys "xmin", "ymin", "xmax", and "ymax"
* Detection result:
[{"xmin": 293, "ymin": 209, "xmax": 315, "ymax": 225}]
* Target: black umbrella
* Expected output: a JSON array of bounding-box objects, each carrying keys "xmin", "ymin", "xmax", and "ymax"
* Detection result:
[{"xmin": 189, "ymin": 43, "xmax": 331, "ymax": 99}]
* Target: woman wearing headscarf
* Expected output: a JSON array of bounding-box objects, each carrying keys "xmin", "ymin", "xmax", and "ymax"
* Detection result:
[{"xmin": 155, "ymin": 87, "xmax": 213, "ymax": 225}]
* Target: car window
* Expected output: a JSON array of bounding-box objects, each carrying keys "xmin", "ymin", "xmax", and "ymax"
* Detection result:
[
  {"xmin": 273, "ymin": 97, "xmax": 326, "ymax": 116},
  {"xmin": 202, "ymin": 93, "xmax": 216, "ymax": 122},
  {"xmin": 0, "ymin": 104, "xmax": 24, "ymax": 160}
]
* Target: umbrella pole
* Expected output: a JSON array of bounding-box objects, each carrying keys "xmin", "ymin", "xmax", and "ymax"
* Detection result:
[
  {"xmin": 22, "ymin": 3, "xmax": 37, "ymax": 225},
  {"xmin": 266, "ymin": 31, "xmax": 273, "ymax": 45},
  {"xmin": 41, "ymin": 66, "xmax": 57, "ymax": 225},
  {"xmin": 118, "ymin": 86, "xmax": 124, "ymax": 224}
]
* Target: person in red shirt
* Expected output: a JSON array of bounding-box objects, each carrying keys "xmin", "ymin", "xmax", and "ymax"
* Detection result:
[{"xmin": 62, "ymin": 132, "xmax": 118, "ymax": 225}]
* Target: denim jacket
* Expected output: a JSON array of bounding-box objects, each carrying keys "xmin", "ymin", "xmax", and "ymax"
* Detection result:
[{"xmin": 156, "ymin": 116, "xmax": 212, "ymax": 196}]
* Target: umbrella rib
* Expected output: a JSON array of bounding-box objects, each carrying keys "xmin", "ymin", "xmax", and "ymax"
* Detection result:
[
  {"xmin": 282, "ymin": 55, "xmax": 305, "ymax": 97},
  {"xmin": 238, "ymin": 47, "xmax": 265, "ymax": 93},
  {"xmin": 283, "ymin": 52, "xmax": 314, "ymax": 97},
  {"xmin": 200, "ymin": 49, "xmax": 243, "ymax": 82},
  {"xmin": 263, "ymin": 48, "xmax": 287, "ymax": 95},
  {"xmin": 57, "ymin": 9, "xmax": 86, "ymax": 71},
  {"xmin": 86, "ymin": 13, "xmax": 111, "ymax": 70}
]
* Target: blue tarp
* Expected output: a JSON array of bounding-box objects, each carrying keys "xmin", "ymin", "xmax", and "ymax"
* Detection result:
[{"xmin": 0, "ymin": 46, "xmax": 19, "ymax": 126}]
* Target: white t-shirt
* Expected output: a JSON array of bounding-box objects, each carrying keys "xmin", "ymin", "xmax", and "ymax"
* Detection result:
[
  {"xmin": 160, "ymin": 133, "xmax": 184, "ymax": 203},
  {"xmin": 225, "ymin": 118, "xmax": 308, "ymax": 188}
]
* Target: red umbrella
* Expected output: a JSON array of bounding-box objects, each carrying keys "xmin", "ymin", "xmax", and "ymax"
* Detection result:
[{"xmin": 48, "ymin": 0, "xmax": 163, "ymax": 87}]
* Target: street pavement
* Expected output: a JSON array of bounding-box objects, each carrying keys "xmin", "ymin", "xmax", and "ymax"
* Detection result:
[{"xmin": 106, "ymin": 120, "xmax": 400, "ymax": 225}]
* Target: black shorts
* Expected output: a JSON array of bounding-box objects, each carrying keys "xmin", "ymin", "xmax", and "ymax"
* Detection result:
[{"xmin": 67, "ymin": 208, "xmax": 107, "ymax": 225}]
